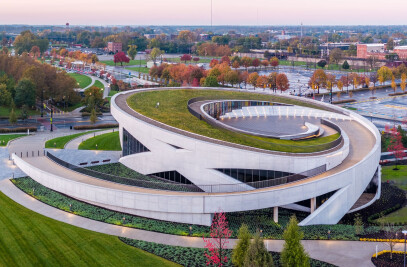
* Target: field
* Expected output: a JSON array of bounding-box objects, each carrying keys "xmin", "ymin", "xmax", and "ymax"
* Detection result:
[
  {"xmin": 0, "ymin": 134, "xmax": 25, "ymax": 146},
  {"xmin": 45, "ymin": 130, "xmax": 100, "ymax": 149},
  {"xmin": 78, "ymin": 131, "xmax": 121, "ymax": 151},
  {"xmin": 68, "ymin": 73, "xmax": 92, "ymax": 88},
  {"xmin": 125, "ymin": 67, "xmax": 150, "ymax": 74},
  {"xmin": 127, "ymin": 89, "xmax": 341, "ymax": 153},
  {"xmin": 381, "ymin": 165, "xmax": 407, "ymax": 190},
  {"xmin": 0, "ymin": 106, "xmax": 40, "ymax": 117},
  {"xmin": 100, "ymin": 59, "xmax": 146, "ymax": 66},
  {"xmin": 0, "ymin": 191, "xmax": 178, "ymax": 267}
]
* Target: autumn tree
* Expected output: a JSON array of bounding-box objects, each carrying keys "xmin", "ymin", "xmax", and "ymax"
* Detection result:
[
  {"xmin": 281, "ymin": 216, "xmax": 310, "ymax": 267},
  {"xmin": 241, "ymin": 57, "xmax": 253, "ymax": 70},
  {"xmin": 270, "ymin": 57, "xmax": 279, "ymax": 68},
  {"xmin": 276, "ymin": 73, "xmax": 290, "ymax": 93},
  {"xmin": 247, "ymin": 72, "xmax": 259, "ymax": 90},
  {"xmin": 203, "ymin": 211, "xmax": 232, "ymax": 267},
  {"xmin": 83, "ymin": 86, "xmax": 104, "ymax": 111},
  {"xmin": 309, "ymin": 69, "xmax": 327, "ymax": 94},
  {"xmin": 391, "ymin": 76, "xmax": 397, "ymax": 93},
  {"xmin": 261, "ymin": 60, "xmax": 269, "ymax": 69},
  {"xmin": 232, "ymin": 224, "xmax": 251, "ymax": 267},
  {"xmin": 225, "ymin": 70, "xmax": 239, "ymax": 88},
  {"xmin": 268, "ymin": 72, "xmax": 278, "ymax": 93},
  {"xmin": 113, "ymin": 51, "xmax": 130, "ymax": 66},
  {"xmin": 252, "ymin": 58, "xmax": 260, "ymax": 70},
  {"xmin": 232, "ymin": 60, "xmax": 240, "ymax": 70},
  {"xmin": 256, "ymin": 75, "xmax": 268, "ymax": 90},
  {"xmin": 127, "ymin": 45, "xmax": 138, "ymax": 60},
  {"xmin": 193, "ymin": 57, "xmax": 200, "ymax": 63},
  {"xmin": 377, "ymin": 66, "xmax": 393, "ymax": 85},
  {"xmin": 401, "ymin": 73, "xmax": 407, "ymax": 92},
  {"xmin": 387, "ymin": 127, "xmax": 406, "ymax": 170},
  {"xmin": 220, "ymin": 56, "xmax": 231, "ymax": 65},
  {"xmin": 180, "ymin": 54, "xmax": 192, "ymax": 63},
  {"xmin": 30, "ymin": 45, "xmax": 40, "ymax": 57},
  {"xmin": 329, "ymin": 48, "xmax": 342, "ymax": 65},
  {"xmin": 210, "ymin": 59, "xmax": 219, "ymax": 68},
  {"xmin": 148, "ymin": 48, "xmax": 164, "ymax": 65}
]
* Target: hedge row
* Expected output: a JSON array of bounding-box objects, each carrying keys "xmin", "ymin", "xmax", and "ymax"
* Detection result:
[
  {"xmin": 0, "ymin": 127, "xmax": 37, "ymax": 133},
  {"xmin": 73, "ymin": 123, "xmax": 118, "ymax": 130},
  {"xmin": 388, "ymin": 92, "xmax": 407, "ymax": 96},
  {"xmin": 119, "ymin": 238, "xmax": 336, "ymax": 267},
  {"xmin": 81, "ymin": 112, "xmax": 103, "ymax": 117},
  {"xmin": 332, "ymin": 99, "xmax": 356, "ymax": 104}
]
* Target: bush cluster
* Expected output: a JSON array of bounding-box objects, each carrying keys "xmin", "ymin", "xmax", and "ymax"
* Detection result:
[{"xmin": 0, "ymin": 127, "xmax": 37, "ymax": 133}]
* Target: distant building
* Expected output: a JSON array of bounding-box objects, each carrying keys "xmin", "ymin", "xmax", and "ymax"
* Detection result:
[
  {"xmin": 394, "ymin": 46, "xmax": 407, "ymax": 59},
  {"xmin": 107, "ymin": 42, "xmax": 122, "ymax": 53},
  {"xmin": 356, "ymin": 44, "xmax": 387, "ymax": 60}
]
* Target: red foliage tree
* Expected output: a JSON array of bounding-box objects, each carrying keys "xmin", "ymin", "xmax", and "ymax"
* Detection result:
[
  {"xmin": 209, "ymin": 59, "xmax": 219, "ymax": 68},
  {"xmin": 387, "ymin": 127, "xmax": 406, "ymax": 170},
  {"xmin": 193, "ymin": 57, "xmax": 200, "ymax": 62},
  {"xmin": 113, "ymin": 51, "xmax": 130, "ymax": 66},
  {"xmin": 220, "ymin": 56, "xmax": 231, "ymax": 65},
  {"xmin": 252, "ymin": 58, "xmax": 260, "ymax": 69},
  {"xmin": 180, "ymin": 54, "xmax": 192, "ymax": 63},
  {"xmin": 203, "ymin": 211, "xmax": 232, "ymax": 266},
  {"xmin": 276, "ymin": 73, "xmax": 290, "ymax": 93}
]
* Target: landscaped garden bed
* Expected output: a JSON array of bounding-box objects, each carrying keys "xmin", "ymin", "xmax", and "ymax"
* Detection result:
[
  {"xmin": 372, "ymin": 251, "xmax": 406, "ymax": 267},
  {"xmin": 119, "ymin": 237, "xmax": 336, "ymax": 267},
  {"xmin": 11, "ymin": 176, "xmax": 387, "ymax": 241}
]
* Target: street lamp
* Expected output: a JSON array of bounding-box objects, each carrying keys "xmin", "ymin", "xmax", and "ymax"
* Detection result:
[{"xmin": 403, "ymin": 230, "xmax": 407, "ymax": 267}]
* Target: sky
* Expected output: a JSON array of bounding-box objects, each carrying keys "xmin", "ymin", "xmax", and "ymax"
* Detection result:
[{"xmin": 1, "ymin": 0, "xmax": 407, "ymax": 26}]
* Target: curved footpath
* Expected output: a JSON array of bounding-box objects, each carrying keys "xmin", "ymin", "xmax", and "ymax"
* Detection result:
[{"xmin": 0, "ymin": 178, "xmax": 401, "ymax": 267}]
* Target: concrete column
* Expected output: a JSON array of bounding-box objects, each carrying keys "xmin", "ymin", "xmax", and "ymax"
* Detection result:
[
  {"xmin": 273, "ymin": 206, "xmax": 278, "ymax": 223},
  {"xmin": 310, "ymin": 197, "xmax": 317, "ymax": 213}
]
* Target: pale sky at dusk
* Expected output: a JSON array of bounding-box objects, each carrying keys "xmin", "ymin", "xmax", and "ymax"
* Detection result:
[{"xmin": 1, "ymin": 0, "xmax": 406, "ymax": 25}]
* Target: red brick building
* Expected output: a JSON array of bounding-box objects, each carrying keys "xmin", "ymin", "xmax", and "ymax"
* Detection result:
[
  {"xmin": 357, "ymin": 44, "xmax": 387, "ymax": 60},
  {"xmin": 107, "ymin": 42, "xmax": 122, "ymax": 53},
  {"xmin": 394, "ymin": 46, "xmax": 407, "ymax": 59}
]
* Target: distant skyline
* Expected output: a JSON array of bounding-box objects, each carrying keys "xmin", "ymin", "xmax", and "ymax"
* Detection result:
[{"xmin": 1, "ymin": 0, "xmax": 407, "ymax": 26}]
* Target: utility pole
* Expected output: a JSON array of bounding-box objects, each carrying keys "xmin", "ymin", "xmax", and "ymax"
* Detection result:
[{"xmin": 50, "ymin": 109, "xmax": 53, "ymax": 132}]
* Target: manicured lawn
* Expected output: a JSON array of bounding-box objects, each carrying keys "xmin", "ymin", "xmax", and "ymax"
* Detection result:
[
  {"xmin": 109, "ymin": 90, "xmax": 119, "ymax": 97},
  {"xmin": 0, "ymin": 106, "xmax": 40, "ymax": 117},
  {"xmin": 68, "ymin": 73, "xmax": 92, "ymax": 88},
  {"xmin": 377, "ymin": 206, "xmax": 407, "ymax": 224},
  {"xmin": 0, "ymin": 134, "xmax": 25, "ymax": 146},
  {"xmin": 381, "ymin": 165, "xmax": 407, "ymax": 190},
  {"xmin": 79, "ymin": 131, "xmax": 121, "ymax": 151},
  {"xmin": 45, "ymin": 130, "xmax": 100, "ymax": 149},
  {"xmin": 62, "ymin": 102, "xmax": 83, "ymax": 112},
  {"xmin": 93, "ymin": 80, "xmax": 104, "ymax": 89},
  {"xmin": 0, "ymin": 191, "xmax": 179, "ymax": 267},
  {"xmin": 127, "ymin": 89, "xmax": 341, "ymax": 153},
  {"xmin": 101, "ymin": 59, "xmax": 146, "ymax": 66},
  {"xmin": 126, "ymin": 67, "xmax": 150, "ymax": 74}
]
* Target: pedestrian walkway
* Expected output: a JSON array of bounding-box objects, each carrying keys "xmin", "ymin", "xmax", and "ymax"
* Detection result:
[{"xmin": 0, "ymin": 178, "xmax": 400, "ymax": 267}]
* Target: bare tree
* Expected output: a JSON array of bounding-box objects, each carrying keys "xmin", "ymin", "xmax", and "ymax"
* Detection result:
[{"xmin": 384, "ymin": 223, "xmax": 400, "ymax": 260}]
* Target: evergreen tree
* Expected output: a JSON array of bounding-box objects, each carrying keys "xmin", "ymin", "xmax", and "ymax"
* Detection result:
[
  {"xmin": 9, "ymin": 108, "xmax": 17, "ymax": 125},
  {"xmin": 342, "ymin": 60, "xmax": 350, "ymax": 70},
  {"xmin": 14, "ymin": 78, "xmax": 36, "ymax": 107},
  {"xmin": 281, "ymin": 216, "xmax": 310, "ymax": 267},
  {"xmin": 20, "ymin": 104, "xmax": 29, "ymax": 121},
  {"xmin": 232, "ymin": 224, "xmax": 251, "ymax": 267},
  {"xmin": 243, "ymin": 233, "xmax": 274, "ymax": 267},
  {"xmin": 90, "ymin": 108, "xmax": 97, "ymax": 124}
]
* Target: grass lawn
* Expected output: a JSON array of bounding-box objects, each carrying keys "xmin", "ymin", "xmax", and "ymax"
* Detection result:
[
  {"xmin": 381, "ymin": 165, "xmax": 407, "ymax": 190},
  {"xmin": 101, "ymin": 59, "xmax": 146, "ymax": 66},
  {"xmin": 68, "ymin": 73, "xmax": 92, "ymax": 89},
  {"xmin": 0, "ymin": 134, "xmax": 25, "ymax": 146},
  {"xmin": 376, "ymin": 206, "xmax": 407, "ymax": 224},
  {"xmin": 79, "ymin": 131, "xmax": 121, "ymax": 151},
  {"xmin": 0, "ymin": 191, "xmax": 179, "ymax": 267},
  {"xmin": 109, "ymin": 90, "xmax": 120, "ymax": 97},
  {"xmin": 0, "ymin": 106, "xmax": 40, "ymax": 117},
  {"xmin": 62, "ymin": 102, "xmax": 83, "ymax": 112},
  {"xmin": 93, "ymin": 80, "xmax": 104, "ymax": 89},
  {"xmin": 126, "ymin": 67, "xmax": 150, "ymax": 74},
  {"xmin": 45, "ymin": 130, "xmax": 100, "ymax": 149},
  {"xmin": 127, "ymin": 89, "xmax": 341, "ymax": 153}
]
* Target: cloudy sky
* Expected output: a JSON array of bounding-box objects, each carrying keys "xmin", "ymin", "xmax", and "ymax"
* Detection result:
[{"xmin": 1, "ymin": 0, "xmax": 406, "ymax": 25}]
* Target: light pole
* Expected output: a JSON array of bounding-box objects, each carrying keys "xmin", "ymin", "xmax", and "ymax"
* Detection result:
[{"xmin": 403, "ymin": 230, "xmax": 407, "ymax": 267}]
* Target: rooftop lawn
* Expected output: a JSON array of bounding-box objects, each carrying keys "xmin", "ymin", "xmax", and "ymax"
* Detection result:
[
  {"xmin": 45, "ymin": 130, "xmax": 101, "ymax": 149},
  {"xmin": 78, "ymin": 131, "xmax": 121, "ymax": 151},
  {"xmin": 127, "ymin": 89, "xmax": 341, "ymax": 153},
  {"xmin": 68, "ymin": 73, "xmax": 92, "ymax": 88},
  {"xmin": 0, "ymin": 134, "xmax": 25, "ymax": 146},
  {"xmin": 381, "ymin": 165, "xmax": 407, "ymax": 190},
  {"xmin": 0, "ymin": 191, "xmax": 178, "ymax": 267}
]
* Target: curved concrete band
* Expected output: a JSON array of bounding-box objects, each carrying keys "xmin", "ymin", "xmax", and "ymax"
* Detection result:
[{"xmin": 13, "ymin": 87, "xmax": 380, "ymax": 226}]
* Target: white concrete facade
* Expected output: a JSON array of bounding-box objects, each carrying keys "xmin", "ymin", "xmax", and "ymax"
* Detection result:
[{"xmin": 13, "ymin": 87, "xmax": 381, "ymax": 226}]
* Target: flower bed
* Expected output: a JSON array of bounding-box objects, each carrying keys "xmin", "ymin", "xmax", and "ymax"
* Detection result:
[
  {"xmin": 361, "ymin": 238, "xmax": 406, "ymax": 243},
  {"xmin": 11, "ymin": 176, "xmax": 381, "ymax": 241},
  {"xmin": 119, "ymin": 237, "xmax": 336, "ymax": 267},
  {"xmin": 372, "ymin": 250, "xmax": 407, "ymax": 267}
]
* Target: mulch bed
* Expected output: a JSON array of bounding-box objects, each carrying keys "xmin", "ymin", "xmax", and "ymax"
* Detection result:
[{"xmin": 372, "ymin": 253, "xmax": 406, "ymax": 267}]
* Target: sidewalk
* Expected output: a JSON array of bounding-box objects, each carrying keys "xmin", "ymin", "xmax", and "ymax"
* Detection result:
[{"xmin": 0, "ymin": 178, "xmax": 399, "ymax": 267}]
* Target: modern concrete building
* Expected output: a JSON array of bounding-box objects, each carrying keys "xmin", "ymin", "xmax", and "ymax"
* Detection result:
[{"xmin": 13, "ymin": 88, "xmax": 381, "ymax": 227}]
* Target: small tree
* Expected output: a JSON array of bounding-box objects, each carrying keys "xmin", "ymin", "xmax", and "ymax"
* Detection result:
[
  {"xmin": 127, "ymin": 45, "xmax": 138, "ymax": 60},
  {"xmin": 281, "ymin": 216, "xmax": 310, "ymax": 267},
  {"xmin": 336, "ymin": 91, "xmax": 341, "ymax": 100},
  {"xmin": 232, "ymin": 224, "xmax": 251, "ymax": 267},
  {"xmin": 90, "ymin": 108, "xmax": 97, "ymax": 124},
  {"xmin": 203, "ymin": 210, "xmax": 232, "ymax": 266},
  {"xmin": 342, "ymin": 60, "xmax": 350, "ymax": 70},
  {"xmin": 20, "ymin": 105, "xmax": 29, "ymax": 121},
  {"xmin": 317, "ymin": 60, "xmax": 327, "ymax": 68},
  {"xmin": 354, "ymin": 214, "xmax": 364, "ymax": 235},
  {"xmin": 384, "ymin": 224, "xmax": 399, "ymax": 260},
  {"xmin": 387, "ymin": 127, "xmax": 406, "ymax": 170},
  {"xmin": 9, "ymin": 108, "xmax": 17, "ymax": 125},
  {"xmin": 243, "ymin": 232, "xmax": 274, "ymax": 267},
  {"xmin": 180, "ymin": 54, "xmax": 192, "ymax": 63}
]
